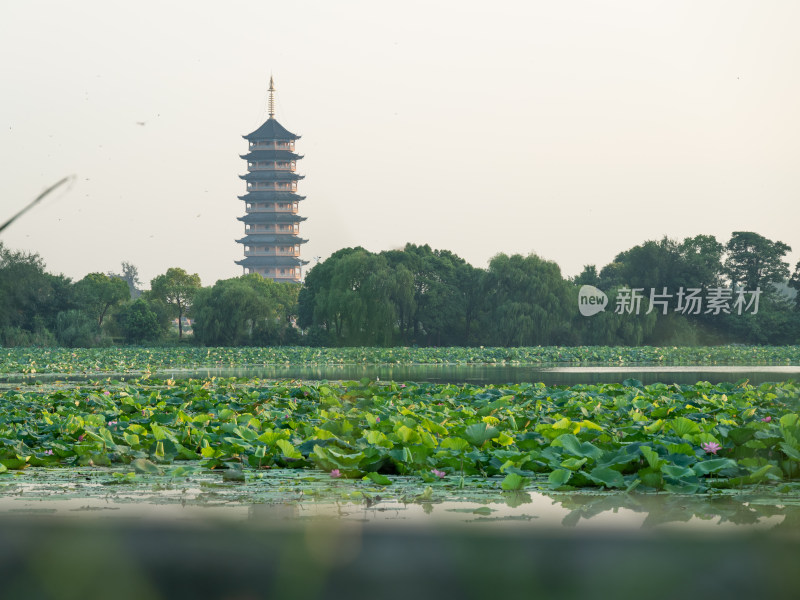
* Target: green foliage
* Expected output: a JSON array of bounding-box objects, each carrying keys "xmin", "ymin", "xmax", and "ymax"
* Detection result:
[
  {"xmin": 149, "ymin": 268, "xmax": 202, "ymax": 339},
  {"xmin": 790, "ymin": 260, "xmax": 800, "ymax": 311},
  {"xmin": 2, "ymin": 372, "xmax": 798, "ymax": 494},
  {"xmin": 55, "ymin": 309, "xmax": 101, "ymax": 347},
  {"xmin": 300, "ymin": 244, "xmax": 486, "ymax": 346},
  {"xmin": 724, "ymin": 231, "xmax": 792, "ymax": 291},
  {"xmin": 600, "ymin": 235, "xmax": 724, "ymax": 293},
  {"xmin": 117, "ymin": 299, "xmax": 161, "ymax": 344},
  {"xmin": 0, "ymin": 243, "xmax": 74, "ymax": 346},
  {"xmin": 75, "ymin": 272, "xmax": 130, "ymax": 327},
  {"xmin": 484, "ymin": 253, "xmax": 575, "ymax": 346},
  {"xmin": 1, "ymin": 228, "xmax": 799, "ymax": 348},
  {"xmin": 192, "ymin": 274, "xmax": 299, "ymax": 346},
  {"xmin": 2, "ymin": 345, "xmax": 800, "ymax": 375}
]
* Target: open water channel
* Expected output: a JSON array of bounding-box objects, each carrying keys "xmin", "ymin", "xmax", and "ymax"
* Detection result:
[{"xmin": 4, "ymin": 363, "xmax": 800, "ymax": 386}]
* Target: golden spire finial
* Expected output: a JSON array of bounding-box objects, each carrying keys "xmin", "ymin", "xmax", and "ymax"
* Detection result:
[{"xmin": 268, "ymin": 75, "xmax": 275, "ymax": 118}]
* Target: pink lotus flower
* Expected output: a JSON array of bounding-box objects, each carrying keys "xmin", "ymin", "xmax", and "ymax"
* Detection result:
[
  {"xmin": 375, "ymin": 417, "xmax": 380, "ymax": 423},
  {"xmin": 330, "ymin": 469, "xmax": 341, "ymax": 478},
  {"xmin": 107, "ymin": 421, "xmax": 118, "ymax": 426},
  {"xmin": 701, "ymin": 441, "xmax": 722, "ymax": 455},
  {"xmin": 78, "ymin": 434, "xmax": 85, "ymax": 441},
  {"xmin": 431, "ymin": 469, "xmax": 446, "ymax": 478},
  {"xmin": 44, "ymin": 449, "xmax": 53, "ymax": 455},
  {"xmin": 761, "ymin": 416, "xmax": 772, "ymax": 423}
]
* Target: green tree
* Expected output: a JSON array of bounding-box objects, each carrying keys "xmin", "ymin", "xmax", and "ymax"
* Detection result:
[
  {"xmin": 578, "ymin": 286, "xmax": 658, "ymax": 345},
  {"xmin": 382, "ymin": 244, "xmax": 482, "ymax": 345},
  {"xmin": 324, "ymin": 249, "xmax": 398, "ymax": 345},
  {"xmin": 724, "ymin": 231, "xmax": 792, "ymax": 291},
  {"xmin": 573, "ymin": 265, "xmax": 600, "ymax": 287},
  {"xmin": 109, "ymin": 261, "xmax": 141, "ymax": 298},
  {"xmin": 149, "ymin": 268, "xmax": 202, "ymax": 339},
  {"xmin": 484, "ymin": 253, "xmax": 573, "ymax": 346},
  {"xmin": 676, "ymin": 234, "xmax": 724, "ymax": 290},
  {"xmin": 55, "ymin": 309, "xmax": 100, "ymax": 347},
  {"xmin": 789, "ymin": 260, "xmax": 800, "ymax": 311},
  {"xmin": 192, "ymin": 275, "xmax": 299, "ymax": 346},
  {"xmin": 299, "ymin": 247, "xmax": 400, "ymax": 345},
  {"xmin": 599, "ymin": 235, "xmax": 723, "ymax": 293},
  {"xmin": 0, "ymin": 243, "xmax": 74, "ymax": 344},
  {"xmin": 116, "ymin": 299, "xmax": 161, "ymax": 343},
  {"xmin": 74, "ymin": 273, "xmax": 130, "ymax": 327}
]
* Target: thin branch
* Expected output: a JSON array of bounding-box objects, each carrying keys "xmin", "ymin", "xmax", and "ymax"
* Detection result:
[{"xmin": 0, "ymin": 176, "xmax": 74, "ymax": 235}]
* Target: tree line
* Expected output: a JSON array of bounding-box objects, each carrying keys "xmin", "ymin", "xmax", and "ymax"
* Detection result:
[{"xmin": 1, "ymin": 231, "xmax": 799, "ymax": 347}]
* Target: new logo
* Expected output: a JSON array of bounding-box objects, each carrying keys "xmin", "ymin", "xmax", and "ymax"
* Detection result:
[{"xmin": 578, "ymin": 285, "xmax": 608, "ymax": 317}]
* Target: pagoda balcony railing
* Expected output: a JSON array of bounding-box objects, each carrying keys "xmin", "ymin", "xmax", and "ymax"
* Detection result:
[
  {"xmin": 247, "ymin": 182, "xmax": 298, "ymax": 191},
  {"xmin": 248, "ymin": 164, "xmax": 296, "ymax": 172},
  {"xmin": 246, "ymin": 269, "xmax": 302, "ymax": 281},
  {"xmin": 245, "ymin": 226, "xmax": 301, "ymax": 234},
  {"xmin": 245, "ymin": 205, "xmax": 299, "ymax": 214},
  {"xmin": 244, "ymin": 250, "xmax": 301, "ymax": 257},
  {"xmin": 249, "ymin": 141, "xmax": 295, "ymax": 151}
]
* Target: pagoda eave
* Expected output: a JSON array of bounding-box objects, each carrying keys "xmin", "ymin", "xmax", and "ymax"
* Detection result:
[
  {"xmin": 237, "ymin": 213, "xmax": 307, "ymax": 224},
  {"xmin": 236, "ymin": 234, "xmax": 308, "ymax": 245},
  {"xmin": 240, "ymin": 150, "xmax": 303, "ymax": 161},
  {"xmin": 243, "ymin": 117, "xmax": 300, "ymax": 141},
  {"xmin": 239, "ymin": 172, "xmax": 304, "ymax": 182},
  {"xmin": 235, "ymin": 256, "xmax": 310, "ymax": 267}
]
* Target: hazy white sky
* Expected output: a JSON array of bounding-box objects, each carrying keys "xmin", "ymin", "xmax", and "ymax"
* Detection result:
[{"xmin": 2, "ymin": 0, "xmax": 798, "ymax": 287}]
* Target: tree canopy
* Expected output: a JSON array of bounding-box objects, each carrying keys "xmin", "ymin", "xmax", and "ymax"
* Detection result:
[
  {"xmin": 724, "ymin": 231, "xmax": 792, "ymax": 291},
  {"xmin": 0, "ymin": 229, "xmax": 797, "ymax": 348},
  {"xmin": 149, "ymin": 268, "xmax": 202, "ymax": 338}
]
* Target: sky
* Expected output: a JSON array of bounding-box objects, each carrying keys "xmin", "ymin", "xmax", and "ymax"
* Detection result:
[{"xmin": 1, "ymin": 0, "xmax": 798, "ymax": 288}]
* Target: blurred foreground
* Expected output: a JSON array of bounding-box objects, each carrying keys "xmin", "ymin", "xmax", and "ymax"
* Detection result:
[{"xmin": 1, "ymin": 516, "xmax": 797, "ymax": 600}]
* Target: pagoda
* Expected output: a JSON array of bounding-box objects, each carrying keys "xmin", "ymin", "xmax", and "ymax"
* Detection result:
[{"xmin": 235, "ymin": 77, "xmax": 308, "ymax": 282}]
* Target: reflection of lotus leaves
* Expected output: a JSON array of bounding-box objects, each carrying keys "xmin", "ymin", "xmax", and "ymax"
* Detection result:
[
  {"xmin": 551, "ymin": 491, "xmax": 795, "ymax": 529},
  {"xmin": 502, "ymin": 491, "xmax": 532, "ymax": 508}
]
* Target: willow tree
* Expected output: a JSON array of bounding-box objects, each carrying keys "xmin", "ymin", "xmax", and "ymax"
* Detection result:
[
  {"xmin": 191, "ymin": 274, "xmax": 299, "ymax": 346},
  {"xmin": 484, "ymin": 253, "xmax": 573, "ymax": 346}
]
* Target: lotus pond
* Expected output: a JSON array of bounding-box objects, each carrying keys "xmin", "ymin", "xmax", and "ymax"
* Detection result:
[
  {"xmin": 2, "ymin": 346, "xmax": 800, "ymax": 532},
  {"xmin": 2, "ymin": 377, "xmax": 800, "ymax": 501},
  {"xmin": 3, "ymin": 344, "xmax": 800, "ymax": 376}
]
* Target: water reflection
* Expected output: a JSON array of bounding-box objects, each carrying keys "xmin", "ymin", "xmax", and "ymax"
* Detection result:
[
  {"xmin": 4, "ymin": 465, "xmax": 798, "ymax": 531},
  {"xmin": 551, "ymin": 492, "xmax": 799, "ymax": 531},
  {"xmin": 163, "ymin": 364, "xmax": 800, "ymax": 385},
  {"xmin": 240, "ymin": 489, "xmax": 800, "ymax": 532},
  {"xmin": 4, "ymin": 363, "xmax": 799, "ymax": 386}
]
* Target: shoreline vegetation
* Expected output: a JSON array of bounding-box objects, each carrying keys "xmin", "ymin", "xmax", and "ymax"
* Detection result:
[
  {"xmin": 2, "ymin": 233, "xmax": 800, "ymax": 349},
  {"xmin": 3, "ymin": 345, "xmax": 800, "ymax": 374}
]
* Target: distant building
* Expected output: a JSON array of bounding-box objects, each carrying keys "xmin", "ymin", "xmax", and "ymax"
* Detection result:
[{"xmin": 235, "ymin": 77, "xmax": 308, "ymax": 282}]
